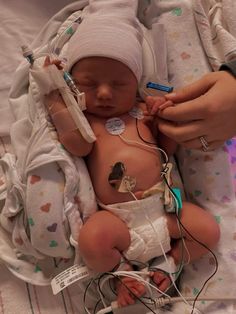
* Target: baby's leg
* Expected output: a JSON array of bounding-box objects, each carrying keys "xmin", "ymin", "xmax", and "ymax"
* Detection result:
[
  {"xmin": 166, "ymin": 202, "xmax": 220, "ymax": 265},
  {"xmin": 80, "ymin": 211, "xmax": 156, "ymax": 306},
  {"xmin": 78, "ymin": 210, "xmax": 130, "ymax": 272},
  {"xmin": 80, "ymin": 210, "xmax": 148, "ymax": 306}
]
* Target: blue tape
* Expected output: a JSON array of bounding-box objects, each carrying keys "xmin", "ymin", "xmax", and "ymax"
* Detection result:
[{"xmin": 146, "ymin": 82, "xmax": 174, "ymax": 93}]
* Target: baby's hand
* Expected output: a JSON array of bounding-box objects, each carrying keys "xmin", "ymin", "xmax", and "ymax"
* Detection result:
[
  {"xmin": 43, "ymin": 56, "xmax": 64, "ymax": 112},
  {"xmin": 44, "ymin": 55, "xmax": 63, "ymax": 70},
  {"xmin": 145, "ymin": 95, "xmax": 173, "ymax": 115}
]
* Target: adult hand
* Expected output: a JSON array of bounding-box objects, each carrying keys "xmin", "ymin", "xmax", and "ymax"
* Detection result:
[{"xmin": 157, "ymin": 71, "xmax": 236, "ymax": 150}]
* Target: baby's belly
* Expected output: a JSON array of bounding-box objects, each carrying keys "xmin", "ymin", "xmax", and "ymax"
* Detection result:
[{"xmin": 87, "ymin": 137, "xmax": 162, "ymax": 205}]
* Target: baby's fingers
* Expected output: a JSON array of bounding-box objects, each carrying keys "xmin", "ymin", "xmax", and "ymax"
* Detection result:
[
  {"xmin": 146, "ymin": 96, "xmax": 166, "ymax": 115},
  {"xmin": 159, "ymin": 100, "xmax": 174, "ymax": 111},
  {"xmin": 44, "ymin": 55, "xmax": 51, "ymax": 67},
  {"xmin": 43, "ymin": 56, "xmax": 63, "ymax": 70}
]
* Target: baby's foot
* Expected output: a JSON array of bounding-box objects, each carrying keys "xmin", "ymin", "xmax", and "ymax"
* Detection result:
[
  {"xmin": 150, "ymin": 270, "xmax": 171, "ymax": 292},
  {"xmin": 116, "ymin": 276, "xmax": 146, "ymax": 307},
  {"xmin": 116, "ymin": 270, "xmax": 171, "ymax": 307}
]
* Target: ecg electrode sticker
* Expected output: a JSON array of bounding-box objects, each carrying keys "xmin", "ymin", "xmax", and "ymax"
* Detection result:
[
  {"xmin": 129, "ymin": 106, "xmax": 144, "ymax": 120},
  {"xmin": 105, "ymin": 117, "xmax": 125, "ymax": 135}
]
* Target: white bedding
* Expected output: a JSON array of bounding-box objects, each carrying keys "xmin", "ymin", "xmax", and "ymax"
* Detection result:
[
  {"xmin": 0, "ymin": 0, "xmax": 71, "ymax": 111},
  {"xmin": 0, "ymin": 0, "xmax": 74, "ymax": 155},
  {"xmin": 0, "ymin": 1, "xmax": 236, "ymax": 314},
  {"xmin": 0, "ymin": 1, "xmax": 84, "ymax": 313}
]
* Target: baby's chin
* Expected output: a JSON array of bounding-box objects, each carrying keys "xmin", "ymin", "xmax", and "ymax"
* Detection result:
[{"xmin": 88, "ymin": 109, "xmax": 125, "ymax": 119}]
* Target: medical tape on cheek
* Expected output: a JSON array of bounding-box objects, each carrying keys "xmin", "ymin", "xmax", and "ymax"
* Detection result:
[{"xmin": 51, "ymin": 107, "xmax": 80, "ymax": 135}]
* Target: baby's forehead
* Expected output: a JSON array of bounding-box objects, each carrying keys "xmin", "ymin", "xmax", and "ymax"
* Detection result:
[
  {"xmin": 73, "ymin": 56, "xmax": 126, "ymax": 68},
  {"xmin": 72, "ymin": 57, "xmax": 136, "ymax": 79}
]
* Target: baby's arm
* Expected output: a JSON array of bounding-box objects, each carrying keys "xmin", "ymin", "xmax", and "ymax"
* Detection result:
[
  {"xmin": 158, "ymin": 130, "xmax": 178, "ymax": 156},
  {"xmin": 45, "ymin": 89, "xmax": 93, "ymax": 156},
  {"xmin": 44, "ymin": 57, "xmax": 93, "ymax": 157},
  {"xmin": 145, "ymin": 96, "xmax": 177, "ymax": 155}
]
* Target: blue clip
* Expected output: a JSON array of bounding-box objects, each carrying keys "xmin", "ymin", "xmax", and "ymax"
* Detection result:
[
  {"xmin": 146, "ymin": 82, "xmax": 173, "ymax": 93},
  {"xmin": 63, "ymin": 71, "xmax": 79, "ymax": 93},
  {"xmin": 172, "ymin": 188, "xmax": 182, "ymax": 212},
  {"xmin": 63, "ymin": 71, "xmax": 74, "ymax": 84}
]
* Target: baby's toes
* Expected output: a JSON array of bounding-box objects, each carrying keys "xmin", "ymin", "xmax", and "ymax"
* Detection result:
[{"xmin": 151, "ymin": 271, "xmax": 171, "ymax": 292}]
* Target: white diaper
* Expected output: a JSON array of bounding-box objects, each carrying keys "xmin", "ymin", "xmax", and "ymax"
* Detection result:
[{"xmin": 100, "ymin": 191, "xmax": 171, "ymax": 264}]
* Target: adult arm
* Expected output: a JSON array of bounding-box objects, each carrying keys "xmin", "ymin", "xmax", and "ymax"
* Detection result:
[{"xmin": 157, "ymin": 63, "xmax": 236, "ymax": 150}]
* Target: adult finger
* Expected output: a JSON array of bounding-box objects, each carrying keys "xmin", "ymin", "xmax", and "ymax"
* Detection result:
[
  {"xmin": 158, "ymin": 119, "xmax": 205, "ymax": 143},
  {"xmin": 158, "ymin": 73, "xmax": 219, "ymax": 122},
  {"xmin": 165, "ymin": 73, "xmax": 216, "ymax": 103},
  {"xmin": 158, "ymin": 95, "xmax": 208, "ymax": 122}
]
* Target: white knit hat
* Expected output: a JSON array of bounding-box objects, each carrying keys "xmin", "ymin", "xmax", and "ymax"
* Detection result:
[{"xmin": 66, "ymin": 0, "xmax": 143, "ymax": 82}]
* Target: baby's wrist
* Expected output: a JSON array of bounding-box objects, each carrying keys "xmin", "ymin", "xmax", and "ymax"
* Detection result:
[
  {"xmin": 47, "ymin": 102, "xmax": 65, "ymax": 115},
  {"xmin": 44, "ymin": 89, "xmax": 65, "ymax": 114},
  {"xmin": 50, "ymin": 107, "xmax": 78, "ymax": 136}
]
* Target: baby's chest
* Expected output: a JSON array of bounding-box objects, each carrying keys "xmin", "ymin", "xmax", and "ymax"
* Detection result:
[{"xmin": 92, "ymin": 115, "xmax": 153, "ymax": 143}]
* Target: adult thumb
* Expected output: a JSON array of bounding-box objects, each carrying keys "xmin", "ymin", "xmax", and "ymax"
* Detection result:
[{"xmin": 165, "ymin": 75, "xmax": 215, "ymax": 103}]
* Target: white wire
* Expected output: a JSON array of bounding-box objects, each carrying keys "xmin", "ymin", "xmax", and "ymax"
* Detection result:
[
  {"xmin": 95, "ymin": 187, "xmax": 216, "ymax": 314},
  {"xmin": 117, "ymin": 132, "xmax": 191, "ymax": 305},
  {"xmin": 168, "ymin": 187, "xmax": 191, "ymax": 266},
  {"xmin": 96, "ymin": 306, "xmax": 113, "ymax": 314},
  {"xmin": 118, "ymin": 134, "xmax": 169, "ymax": 165},
  {"xmin": 111, "ymin": 270, "xmax": 169, "ymax": 296},
  {"xmin": 83, "ymin": 278, "xmax": 98, "ymax": 314},
  {"xmin": 144, "ymin": 213, "xmax": 191, "ymax": 306},
  {"xmin": 94, "ymin": 133, "xmax": 196, "ymax": 312},
  {"xmin": 98, "ymin": 271, "xmax": 153, "ymax": 299},
  {"xmin": 122, "ymin": 190, "xmax": 192, "ymax": 306},
  {"xmin": 85, "ymin": 307, "xmax": 92, "ymax": 314},
  {"xmin": 166, "ymin": 187, "xmax": 191, "ymax": 266},
  {"xmin": 96, "ymin": 295, "xmax": 236, "ymax": 314},
  {"xmin": 98, "ymin": 270, "xmax": 171, "ymax": 308},
  {"xmin": 129, "ymin": 190, "xmax": 138, "ymax": 200},
  {"xmin": 96, "ymin": 278, "xmax": 109, "ymax": 309}
]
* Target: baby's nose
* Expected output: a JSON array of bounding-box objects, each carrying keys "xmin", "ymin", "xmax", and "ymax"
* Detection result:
[{"xmin": 97, "ymin": 84, "xmax": 112, "ymax": 99}]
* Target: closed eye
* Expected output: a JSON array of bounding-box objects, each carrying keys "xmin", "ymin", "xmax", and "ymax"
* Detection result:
[
  {"xmin": 74, "ymin": 81, "xmax": 97, "ymax": 91},
  {"xmin": 112, "ymin": 81, "xmax": 128, "ymax": 87},
  {"xmin": 78, "ymin": 81, "xmax": 96, "ymax": 87}
]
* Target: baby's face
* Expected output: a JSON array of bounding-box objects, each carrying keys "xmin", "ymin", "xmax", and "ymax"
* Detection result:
[{"xmin": 72, "ymin": 57, "xmax": 138, "ymax": 118}]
